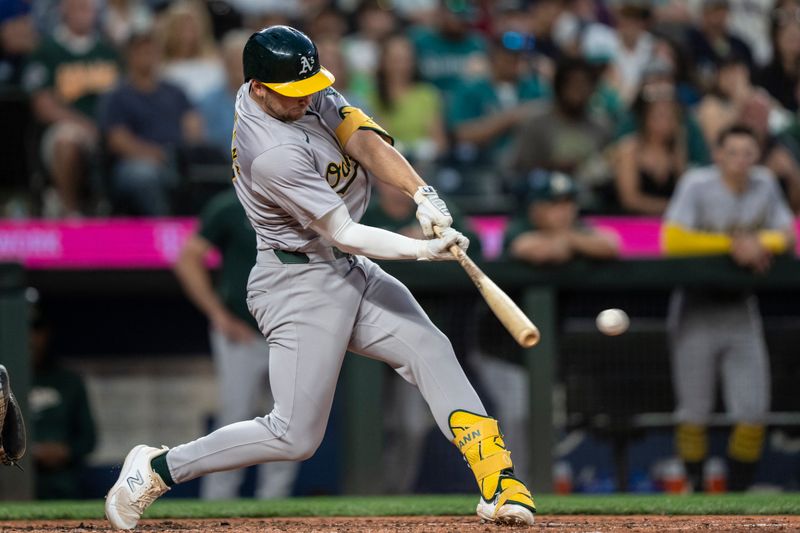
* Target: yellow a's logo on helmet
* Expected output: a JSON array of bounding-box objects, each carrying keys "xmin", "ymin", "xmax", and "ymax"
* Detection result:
[{"xmin": 299, "ymin": 55, "xmax": 315, "ymax": 75}]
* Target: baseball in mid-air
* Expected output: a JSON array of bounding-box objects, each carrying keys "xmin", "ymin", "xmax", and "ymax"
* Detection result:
[{"xmin": 596, "ymin": 308, "xmax": 629, "ymax": 336}]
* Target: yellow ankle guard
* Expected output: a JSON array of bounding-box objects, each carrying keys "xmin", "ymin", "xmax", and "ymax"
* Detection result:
[{"xmin": 449, "ymin": 410, "xmax": 535, "ymax": 513}]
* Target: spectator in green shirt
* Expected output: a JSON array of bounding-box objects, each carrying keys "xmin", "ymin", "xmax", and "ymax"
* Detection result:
[
  {"xmin": 29, "ymin": 306, "xmax": 97, "ymax": 499},
  {"xmin": 22, "ymin": 0, "xmax": 119, "ymax": 217},
  {"xmin": 448, "ymin": 36, "xmax": 549, "ymax": 168},
  {"xmin": 409, "ymin": 0, "xmax": 487, "ymax": 104}
]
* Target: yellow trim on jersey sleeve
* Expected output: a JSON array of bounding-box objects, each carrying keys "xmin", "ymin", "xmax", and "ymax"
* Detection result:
[
  {"xmin": 661, "ymin": 223, "xmax": 732, "ymax": 255},
  {"xmin": 662, "ymin": 223, "xmax": 791, "ymax": 255},
  {"xmin": 757, "ymin": 230, "xmax": 790, "ymax": 253},
  {"xmin": 335, "ymin": 106, "xmax": 393, "ymax": 147}
]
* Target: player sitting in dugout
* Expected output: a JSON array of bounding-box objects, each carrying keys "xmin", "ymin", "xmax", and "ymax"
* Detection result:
[{"xmin": 504, "ymin": 171, "xmax": 621, "ymax": 264}]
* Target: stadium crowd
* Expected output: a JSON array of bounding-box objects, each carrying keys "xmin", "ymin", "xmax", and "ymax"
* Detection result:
[{"xmin": 3, "ymin": 0, "xmax": 800, "ymax": 219}]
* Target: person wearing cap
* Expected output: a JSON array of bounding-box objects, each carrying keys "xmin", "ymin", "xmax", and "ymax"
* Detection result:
[
  {"xmin": 504, "ymin": 170, "xmax": 620, "ymax": 264},
  {"xmin": 98, "ymin": 29, "xmax": 204, "ymax": 215},
  {"xmin": 448, "ymin": 35, "xmax": 549, "ymax": 168}
]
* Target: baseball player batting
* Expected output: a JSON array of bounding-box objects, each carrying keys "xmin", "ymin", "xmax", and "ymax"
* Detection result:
[{"xmin": 105, "ymin": 26, "xmax": 536, "ymax": 529}]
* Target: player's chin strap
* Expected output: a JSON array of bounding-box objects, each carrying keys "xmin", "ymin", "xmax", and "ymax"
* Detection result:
[{"xmin": 449, "ymin": 410, "xmax": 534, "ymax": 516}]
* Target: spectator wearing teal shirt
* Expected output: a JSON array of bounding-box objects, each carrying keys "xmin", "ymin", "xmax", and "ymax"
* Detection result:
[
  {"xmin": 448, "ymin": 37, "xmax": 549, "ymax": 167},
  {"xmin": 409, "ymin": 1, "xmax": 487, "ymax": 103}
]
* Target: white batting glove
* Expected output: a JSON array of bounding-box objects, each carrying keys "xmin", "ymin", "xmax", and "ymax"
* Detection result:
[
  {"xmin": 414, "ymin": 186, "xmax": 453, "ymax": 238},
  {"xmin": 416, "ymin": 228, "xmax": 469, "ymax": 261}
]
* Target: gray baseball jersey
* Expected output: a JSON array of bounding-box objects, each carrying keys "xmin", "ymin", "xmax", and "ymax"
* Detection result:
[
  {"xmin": 665, "ymin": 165, "xmax": 793, "ymax": 425},
  {"xmin": 230, "ymin": 83, "xmax": 371, "ymax": 253},
  {"xmin": 165, "ymin": 83, "xmax": 486, "ymax": 484},
  {"xmin": 665, "ymin": 165, "xmax": 794, "ymax": 234}
]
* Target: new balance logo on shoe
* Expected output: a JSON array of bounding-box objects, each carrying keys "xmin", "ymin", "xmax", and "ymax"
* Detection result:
[
  {"xmin": 457, "ymin": 430, "xmax": 481, "ymax": 451},
  {"xmin": 126, "ymin": 470, "xmax": 144, "ymax": 491}
]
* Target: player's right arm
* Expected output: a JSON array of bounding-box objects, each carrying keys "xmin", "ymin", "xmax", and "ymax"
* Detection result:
[{"xmin": 313, "ymin": 88, "xmax": 453, "ymax": 238}]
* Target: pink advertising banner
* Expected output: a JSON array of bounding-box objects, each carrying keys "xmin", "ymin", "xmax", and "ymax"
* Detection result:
[
  {"xmin": 0, "ymin": 218, "xmax": 220, "ymax": 269},
  {"xmin": 0, "ymin": 217, "xmax": 797, "ymax": 269}
]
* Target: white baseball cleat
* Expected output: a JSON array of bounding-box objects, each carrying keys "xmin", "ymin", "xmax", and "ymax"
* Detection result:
[
  {"xmin": 105, "ymin": 445, "xmax": 171, "ymax": 530},
  {"xmin": 477, "ymin": 497, "xmax": 536, "ymax": 526}
]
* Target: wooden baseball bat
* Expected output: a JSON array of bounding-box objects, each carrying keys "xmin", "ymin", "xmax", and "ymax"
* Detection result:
[{"xmin": 434, "ymin": 228, "xmax": 540, "ymax": 348}]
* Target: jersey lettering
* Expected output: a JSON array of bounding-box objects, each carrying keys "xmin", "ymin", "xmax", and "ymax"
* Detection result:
[{"xmin": 325, "ymin": 156, "xmax": 359, "ymax": 195}]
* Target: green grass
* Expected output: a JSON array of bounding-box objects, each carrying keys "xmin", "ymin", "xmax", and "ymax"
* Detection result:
[{"xmin": 1, "ymin": 494, "xmax": 799, "ymax": 521}]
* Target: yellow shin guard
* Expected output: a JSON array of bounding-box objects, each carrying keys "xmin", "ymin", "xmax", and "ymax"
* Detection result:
[{"xmin": 449, "ymin": 410, "xmax": 536, "ymax": 514}]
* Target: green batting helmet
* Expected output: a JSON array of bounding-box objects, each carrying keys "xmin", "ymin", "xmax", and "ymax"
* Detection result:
[{"xmin": 243, "ymin": 25, "xmax": 335, "ymax": 97}]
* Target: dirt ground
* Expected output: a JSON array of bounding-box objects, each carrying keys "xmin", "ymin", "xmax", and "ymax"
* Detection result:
[{"xmin": 1, "ymin": 516, "xmax": 799, "ymax": 533}]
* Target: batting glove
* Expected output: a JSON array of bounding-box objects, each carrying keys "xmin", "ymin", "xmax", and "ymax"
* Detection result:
[
  {"xmin": 414, "ymin": 186, "xmax": 453, "ymax": 238},
  {"xmin": 417, "ymin": 228, "xmax": 469, "ymax": 261}
]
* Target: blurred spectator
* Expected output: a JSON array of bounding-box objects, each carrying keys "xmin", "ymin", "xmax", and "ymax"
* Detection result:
[
  {"xmin": 610, "ymin": 0, "xmax": 656, "ymax": 105},
  {"xmin": 662, "ymin": 124, "xmax": 796, "ymax": 492},
  {"xmin": 99, "ymin": 30, "xmax": 203, "ymax": 215},
  {"xmin": 226, "ymin": 0, "xmax": 299, "ymax": 26},
  {"xmin": 686, "ymin": 0, "xmax": 754, "ymax": 91},
  {"xmin": 613, "ymin": 83, "xmax": 687, "ymax": 215},
  {"xmin": 738, "ymin": 90, "xmax": 800, "ymax": 212},
  {"xmin": 616, "ymin": 72, "xmax": 712, "ymax": 166},
  {"xmin": 756, "ymin": 3, "xmax": 800, "ymax": 113},
  {"xmin": 198, "ymin": 29, "xmax": 248, "ymax": 156},
  {"xmin": 525, "ymin": 0, "xmax": 565, "ymax": 62},
  {"xmin": 507, "ymin": 58, "xmax": 613, "ymax": 211},
  {"xmin": 721, "ymin": 0, "xmax": 777, "ymax": 67},
  {"xmin": 174, "ymin": 189, "xmax": 299, "ymax": 499},
  {"xmin": 29, "ymin": 307, "xmax": 97, "ymax": 499},
  {"xmin": 448, "ymin": 36, "xmax": 547, "ymax": 169},
  {"xmin": 409, "ymin": 0, "xmax": 488, "ymax": 103},
  {"xmin": 22, "ymin": 0, "xmax": 120, "ymax": 217},
  {"xmin": 652, "ymin": 33, "xmax": 702, "ymax": 106},
  {"xmin": 366, "ymin": 33, "xmax": 447, "ymax": 167},
  {"xmin": 505, "ymin": 170, "xmax": 620, "ymax": 264},
  {"xmin": 158, "ymin": 0, "xmax": 225, "ymax": 104},
  {"xmin": 342, "ymin": 0, "xmax": 399, "ymax": 99},
  {"xmin": 697, "ymin": 54, "xmax": 787, "ymax": 146},
  {"xmin": 306, "ymin": 5, "xmax": 348, "ymax": 41},
  {"xmin": 701, "ymin": 52, "xmax": 800, "ymax": 211},
  {"xmin": 0, "ymin": 0, "xmax": 38, "ymax": 88},
  {"xmin": 102, "ymin": 0, "xmax": 153, "ymax": 49}
]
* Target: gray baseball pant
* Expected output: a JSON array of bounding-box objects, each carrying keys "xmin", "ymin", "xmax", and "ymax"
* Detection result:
[
  {"xmin": 200, "ymin": 330, "xmax": 299, "ymax": 499},
  {"xmin": 166, "ymin": 253, "xmax": 485, "ymax": 483},
  {"xmin": 668, "ymin": 291, "xmax": 770, "ymax": 425}
]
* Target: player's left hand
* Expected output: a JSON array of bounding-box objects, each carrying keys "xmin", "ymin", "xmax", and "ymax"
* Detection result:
[
  {"xmin": 417, "ymin": 228, "xmax": 469, "ymax": 261},
  {"xmin": 414, "ymin": 186, "xmax": 453, "ymax": 238}
]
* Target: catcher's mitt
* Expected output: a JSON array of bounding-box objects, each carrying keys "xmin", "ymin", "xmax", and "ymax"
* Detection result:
[{"xmin": 0, "ymin": 365, "xmax": 27, "ymax": 467}]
